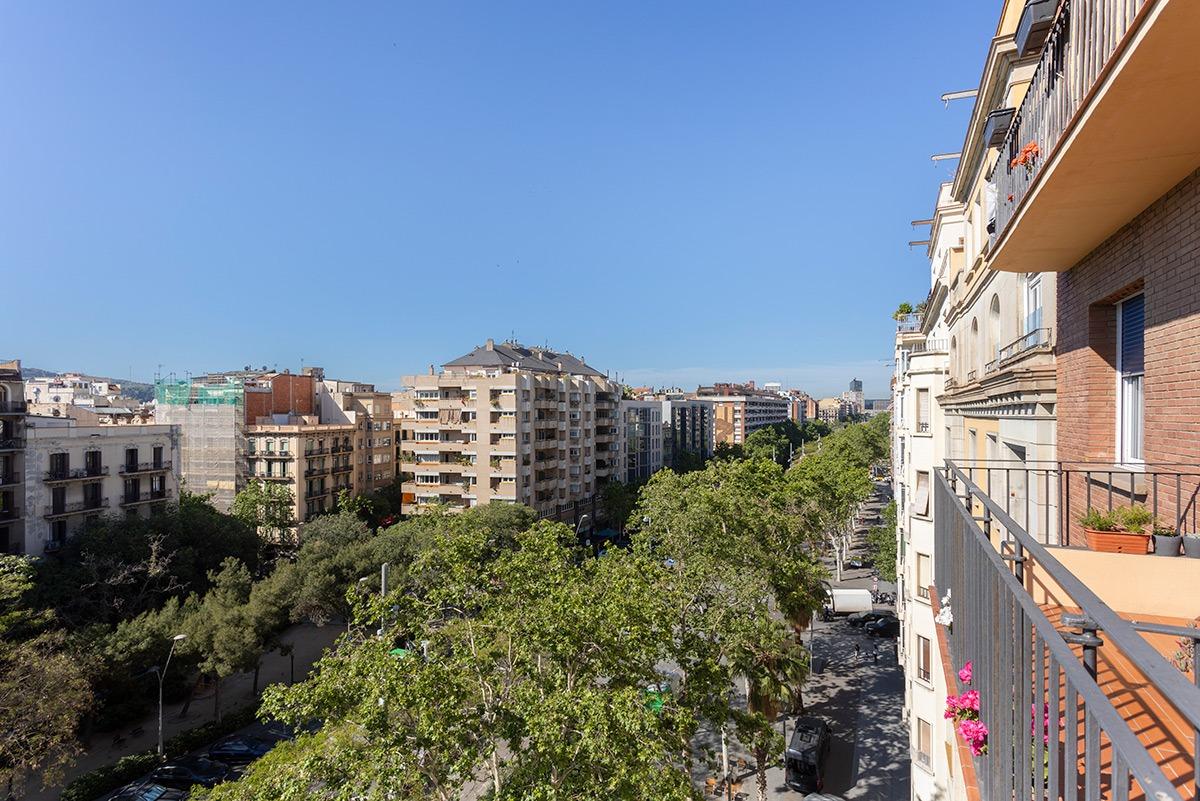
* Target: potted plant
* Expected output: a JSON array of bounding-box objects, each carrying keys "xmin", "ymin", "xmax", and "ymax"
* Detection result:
[
  {"xmin": 1152, "ymin": 521, "xmax": 1182, "ymax": 557},
  {"xmin": 1184, "ymin": 531, "xmax": 1200, "ymax": 559},
  {"xmin": 1114, "ymin": 504, "xmax": 1153, "ymax": 534},
  {"xmin": 1079, "ymin": 508, "xmax": 1150, "ymax": 554}
]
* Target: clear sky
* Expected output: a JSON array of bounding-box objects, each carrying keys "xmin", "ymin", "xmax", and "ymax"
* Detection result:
[{"xmin": 1, "ymin": 2, "xmax": 994, "ymax": 397}]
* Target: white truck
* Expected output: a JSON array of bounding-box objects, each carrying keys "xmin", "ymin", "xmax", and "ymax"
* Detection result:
[{"xmin": 821, "ymin": 588, "xmax": 873, "ymax": 619}]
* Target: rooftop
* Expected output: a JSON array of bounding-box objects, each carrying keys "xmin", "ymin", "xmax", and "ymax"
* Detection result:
[{"xmin": 442, "ymin": 339, "xmax": 604, "ymax": 377}]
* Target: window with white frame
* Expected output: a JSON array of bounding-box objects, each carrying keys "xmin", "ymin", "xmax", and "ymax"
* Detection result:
[
  {"xmin": 1026, "ymin": 274, "xmax": 1044, "ymax": 334},
  {"xmin": 916, "ymin": 552, "xmax": 931, "ymax": 599},
  {"xmin": 916, "ymin": 718, "xmax": 932, "ymax": 766},
  {"xmin": 916, "ymin": 389, "xmax": 930, "ymax": 433},
  {"xmin": 1118, "ymin": 294, "xmax": 1144, "ymax": 463},
  {"xmin": 917, "ymin": 635, "xmax": 931, "ymax": 682},
  {"xmin": 913, "ymin": 471, "xmax": 930, "ymax": 517}
]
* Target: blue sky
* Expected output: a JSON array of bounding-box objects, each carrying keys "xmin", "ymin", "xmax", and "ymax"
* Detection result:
[{"xmin": 1, "ymin": 2, "xmax": 992, "ymax": 397}]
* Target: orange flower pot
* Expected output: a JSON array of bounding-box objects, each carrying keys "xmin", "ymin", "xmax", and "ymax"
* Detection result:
[{"xmin": 1084, "ymin": 528, "xmax": 1151, "ymax": 554}]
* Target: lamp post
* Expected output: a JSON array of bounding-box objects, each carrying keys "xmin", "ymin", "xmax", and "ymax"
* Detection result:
[
  {"xmin": 157, "ymin": 634, "xmax": 187, "ymax": 758},
  {"xmin": 575, "ymin": 513, "xmax": 591, "ymax": 555}
]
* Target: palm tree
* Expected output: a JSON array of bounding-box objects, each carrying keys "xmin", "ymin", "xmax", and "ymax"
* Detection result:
[{"xmin": 738, "ymin": 620, "xmax": 811, "ymax": 801}]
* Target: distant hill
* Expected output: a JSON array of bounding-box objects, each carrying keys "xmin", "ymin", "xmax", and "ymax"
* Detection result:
[{"xmin": 22, "ymin": 367, "xmax": 156, "ymax": 403}]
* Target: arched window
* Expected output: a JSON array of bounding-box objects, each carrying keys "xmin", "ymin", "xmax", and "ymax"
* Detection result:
[{"xmin": 989, "ymin": 294, "xmax": 1001, "ymax": 364}]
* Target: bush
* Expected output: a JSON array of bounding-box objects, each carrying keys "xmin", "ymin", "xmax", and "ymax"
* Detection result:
[
  {"xmin": 1079, "ymin": 508, "xmax": 1118, "ymax": 532},
  {"xmin": 60, "ymin": 705, "xmax": 260, "ymax": 801},
  {"xmin": 60, "ymin": 751, "xmax": 157, "ymax": 801}
]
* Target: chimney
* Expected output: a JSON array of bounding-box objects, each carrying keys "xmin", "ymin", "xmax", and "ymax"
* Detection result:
[{"xmin": 486, "ymin": 338, "xmax": 495, "ymax": 351}]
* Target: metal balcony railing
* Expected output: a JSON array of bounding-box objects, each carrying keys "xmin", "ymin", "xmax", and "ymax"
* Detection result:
[
  {"xmin": 993, "ymin": 0, "xmax": 1149, "ymax": 242},
  {"xmin": 0, "ymin": 438, "xmax": 25, "ymax": 451},
  {"xmin": 950, "ymin": 460, "xmax": 1200, "ymax": 548},
  {"xmin": 896, "ymin": 312, "xmax": 924, "ymax": 333},
  {"xmin": 986, "ymin": 328, "xmax": 1055, "ymax": 375},
  {"xmin": 119, "ymin": 461, "xmax": 172, "ymax": 475},
  {"xmin": 0, "ymin": 401, "xmax": 27, "ymax": 414},
  {"xmin": 120, "ymin": 489, "xmax": 173, "ymax": 506},
  {"xmin": 0, "ymin": 471, "xmax": 19, "ymax": 486},
  {"xmin": 935, "ymin": 461, "xmax": 1199, "ymax": 801},
  {"xmin": 44, "ymin": 499, "xmax": 109, "ymax": 517}
]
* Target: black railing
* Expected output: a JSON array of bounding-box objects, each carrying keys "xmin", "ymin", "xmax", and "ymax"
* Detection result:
[
  {"xmin": 0, "ymin": 401, "xmax": 27, "ymax": 414},
  {"xmin": 46, "ymin": 466, "xmax": 109, "ymax": 481},
  {"xmin": 0, "ymin": 507, "xmax": 20, "ymax": 521},
  {"xmin": 953, "ymin": 460, "xmax": 1200, "ymax": 547},
  {"xmin": 121, "ymin": 489, "xmax": 173, "ymax": 506},
  {"xmin": 120, "ymin": 461, "xmax": 171, "ymax": 475},
  {"xmin": 44, "ymin": 499, "xmax": 109, "ymax": 517},
  {"xmin": 935, "ymin": 462, "xmax": 1197, "ymax": 800},
  {"xmin": 0, "ymin": 471, "xmax": 18, "ymax": 485},
  {"xmin": 0, "ymin": 438, "xmax": 25, "ymax": 450}
]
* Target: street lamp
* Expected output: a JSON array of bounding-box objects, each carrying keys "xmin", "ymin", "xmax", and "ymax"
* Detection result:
[{"xmin": 157, "ymin": 634, "xmax": 187, "ymax": 758}]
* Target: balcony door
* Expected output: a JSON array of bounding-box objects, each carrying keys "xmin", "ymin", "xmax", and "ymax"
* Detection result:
[{"xmin": 1117, "ymin": 294, "xmax": 1145, "ymax": 464}]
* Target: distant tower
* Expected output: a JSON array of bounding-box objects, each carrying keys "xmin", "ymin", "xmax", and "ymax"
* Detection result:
[{"xmin": 849, "ymin": 378, "xmax": 863, "ymax": 393}]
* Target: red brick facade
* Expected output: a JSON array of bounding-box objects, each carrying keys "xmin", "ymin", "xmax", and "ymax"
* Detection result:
[
  {"xmin": 243, "ymin": 373, "xmax": 315, "ymax": 424},
  {"xmin": 1057, "ymin": 169, "xmax": 1200, "ymax": 542}
]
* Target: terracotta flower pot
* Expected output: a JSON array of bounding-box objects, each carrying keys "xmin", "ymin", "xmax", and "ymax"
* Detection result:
[{"xmin": 1084, "ymin": 528, "xmax": 1151, "ymax": 554}]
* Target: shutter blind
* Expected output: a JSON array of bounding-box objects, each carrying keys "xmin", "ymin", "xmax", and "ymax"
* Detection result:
[{"xmin": 1121, "ymin": 294, "xmax": 1145, "ymax": 375}]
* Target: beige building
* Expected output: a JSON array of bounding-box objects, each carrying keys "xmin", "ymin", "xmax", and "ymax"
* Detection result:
[
  {"xmin": 245, "ymin": 420, "xmax": 356, "ymax": 529},
  {"xmin": 316, "ymin": 376, "xmax": 396, "ymax": 495},
  {"xmin": 396, "ymin": 340, "xmax": 621, "ymax": 523},
  {"xmin": 0, "ymin": 360, "xmax": 26, "ymax": 554},
  {"xmin": 816, "ymin": 397, "xmax": 850, "ymax": 424},
  {"xmin": 23, "ymin": 417, "xmax": 181, "ymax": 553},
  {"xmin": 695, "ymin": 382, "xmax": 790, "ymax": 446}
]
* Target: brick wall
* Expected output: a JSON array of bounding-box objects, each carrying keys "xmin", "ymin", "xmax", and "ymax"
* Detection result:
[{"xmin": 1057, "ymin": 168, "xmax": 1200, "ymax": 543}]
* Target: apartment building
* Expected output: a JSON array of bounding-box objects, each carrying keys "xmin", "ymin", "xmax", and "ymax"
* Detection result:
[
  {"xmin": 316, "ymin": 373, "xmax": 396, "ymax": 495},
  {"xmin": 618, "ymin": 399, "xmax": 663, "ymax": 483},
  {"xmin": 23, "ymin": 417, "xmax": 181, "ymax": 553},
  {"xmin": 695, "ymin": 382, "xmax": 790, "ymax": 446},
  {"xmin": 816, "ymin": 397, "xmax": 851, "ymax": 425},
  {"xmin": 156, "ymin": 370, "xmax": 316, "ymax": 512},
  {"xmin": 901, "ymin": 0, "xmax": 1200, "ymax": 798},
  {"xmin": 661, "ymin": 397, "xmax": 715, "ymax": 468},
  {"xmin": 245, "ymin": 421, "xmax": 356, "ymax": 528},
  {"xmin": 396, "ymin": 340, "xmax": 621, "ymax": 522},
  {"xmin": 0, "ymin": 360, "xmax": 26, "ymax": 554}
]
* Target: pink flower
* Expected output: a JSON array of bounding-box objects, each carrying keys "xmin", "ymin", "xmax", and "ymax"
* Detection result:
[
  {"xmin": 958, "ymin": 661, "xmax": 973, "ymax": 685},
  {"xmin": 959, "ymin": 689, "xmax": 980, "ymax": 712},
  {"xmin": 944, "ymin": 695, "xmax": 961, "ymax": 719},
  {"xmin": 958, "ymin": 719, "xmax": 989, "ymax": 756}
]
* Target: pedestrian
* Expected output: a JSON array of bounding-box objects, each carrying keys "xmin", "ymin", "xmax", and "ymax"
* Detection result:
[
  {"xmin": 854, "ymin": 643, "xmax": 861, "ymax": 661},
  {"xmin": 873, "ymin": 647, "xmax": 879, "ymax": 665}
]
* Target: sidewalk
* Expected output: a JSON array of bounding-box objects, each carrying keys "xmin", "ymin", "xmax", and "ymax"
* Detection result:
[{"xmin": 22, "ymin": 622, "xmax": 341, "ymax": 801}]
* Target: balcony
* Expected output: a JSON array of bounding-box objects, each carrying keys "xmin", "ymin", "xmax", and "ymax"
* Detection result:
[
  {"xmin": 119, "ymin": 461, "xmax": 172, "ymax": 475},
  {"xmin": 304, "ymin": 466, "xmax": 330, "ymax": 478},
  {"xmin": 0, "ymin": 506, "xmax": 21, "ymax": 521},
  {"xmin": 984, "ymin": 327, "xmax": 1054, "ymax": 375},
  {"xmin": 990, "ymin": 0, "xmax": 1200, "ymax": 273},
  {"xmin": 255, "ymin": 451, "xmax": 294, "ymax": 460},
  {"xmin": 934, "ymin": 461, "xmax": 1200, "ymax": 800},
  {"xmin": 0, "ymin": 400, "xmax": 27, "ymax": 415},
  {"xmin": 120, "ymin": 489, "xmax": 173, "ymax": 507},
  {"xmin": 331, "ymin": 463, "xmax": 353, "ymax": 474},
  {"xmin": 304, "ymin": 447, "xmax": 330, "ymax": 457},
  {"xmin": 0, "ymin": 438, "xmax": 24, "ymax": 452},
  {"xmin": 44, "ymin": 466, "xmax": 108, "ymax": 483},
  {"xmin": 895, "ymin": 313, "xmax": 923, "ymax": 333},
  {"xmin": 44, "ymin": 499, "xmax": 109, "ymax": 518},
  {"xmin": 0, "ymin": 471, "xmax": 18, "ymax": 489}
]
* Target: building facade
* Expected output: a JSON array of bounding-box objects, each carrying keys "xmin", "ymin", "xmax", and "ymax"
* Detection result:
[
  {"xmin": 0, "ymin": 361, "xmax": 26, "ymax": 554},
  {"xmin": 898, "ymin": 0, "xmax": 1200, "ymax": 798},
  {"xmin": 23, "ymin": 417, "xmax": 181, "ymax": 554},
  {"xmin": 397, "ymin": 340, "xmax": 621, "ymax": 523},
  {"xmin": 618, "ymin": 399, "xmax": 663, "ymax": 483},
  {"xmin": 661, "ymin": 397, "xmax": 715, "ymax": 468},
  {"xmin": 316, "ymin": 374, "xmax": 396, "ymax": 495},
  {"xmin": 696, "ymin": 382, "xmax": 790, "ymax": 446},
  {"xmin": 245, "ymin": 421, "xmax": 356, "ymax": 529}
]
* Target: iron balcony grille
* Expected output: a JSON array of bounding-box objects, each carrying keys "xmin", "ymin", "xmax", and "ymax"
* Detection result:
[
  {"xmin": 119, "ymin": 461, "xmax": 172, "ymax": 475},
  {"xmin": 934, "ymin": 462, "xmax": 1200, "ymax": 801},
  {"xmin": 0, "ymin": 401, "xmax": 27, "ymax": 414},
  {"xmin": 45, "ymin": 466, "xmax": 109, "ymax": 482}
]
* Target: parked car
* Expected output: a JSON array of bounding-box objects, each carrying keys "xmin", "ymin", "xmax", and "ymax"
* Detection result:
[
  {"xmin": 785, "ymin": 717, "xmax": 832, "ymax": 793},
  {"xmin": 111, "ymin": 783, "xmax": 188, "ymax": 801},
  {"xmin": 148, "ymin": 755, "xmax": 233, "ymax": 790},
  {"xmin": 208, "ymin": 735, "xmax": 275, "ymax": 765},
  {"xmin": 847, "ymin": 610, "xmax": 894, "ymax": 628},
  {"xmin": 846, "ymin": 557, "xmax": 873, "ymax": 569},
  {"xmin": 865, "ymin": 616, "xmax": 900, "ymax": 638}
]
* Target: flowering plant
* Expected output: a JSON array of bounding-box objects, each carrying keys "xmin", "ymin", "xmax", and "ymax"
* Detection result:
[
  {"xmin": 934, "ymin": 589, "xmax": 953, "ymax": 627},
  {"xmin": 1031, "ymin": 701, "xmax": 1064, "ymax": 746},
  {"xmin": 944, "ymin": 662, "xmax": 988, "ymax": 755},
  {"xmin": 1010, "ymin": 141, "xmax": 1040, "ymax": 173}
]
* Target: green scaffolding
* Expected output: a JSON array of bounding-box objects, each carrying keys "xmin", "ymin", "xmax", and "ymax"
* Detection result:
[{"xmin": 155, "ymin": 378, "xmax": 245, "ymax": 406}]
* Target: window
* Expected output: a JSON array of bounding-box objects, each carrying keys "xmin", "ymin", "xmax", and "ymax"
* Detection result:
[
  {"xmin": 1118, "ymin": 294, "xmax": 1145, "ymax": 463},
  {"xmin": 917, "ymin": 635, "xmax": 931, "ymax": 682},
  {"xmin": 916, "ymin": 718, "xmax": 932, "ymax": 767},
  {"xmin": 417, "ymin": 410, "xmax": 438, "ymax": 420},
  {"xmin": 416, "ymin": 390, "xmax": 439, "ymax": 400},
  {"xmin": 916, "ymin": 553, "xmax": 931, "ymax": 600},
  {"xmin": 153, "ymin": 445, "xmax": 164, "ymax": 467},
  {"xmin": 1026, "ymin": 274, "xmax": 1044, "ymax": 334},
  {"xmin": 913, "ymin": 471, "xmax": 930, "ymax": 517},
  {"xmin": 916, "ymin": 389, "xmax": 930, "ymax": 433},
  {"xmin": 125, "ymin": 447, "xmax": 139, "ymax": 471}
]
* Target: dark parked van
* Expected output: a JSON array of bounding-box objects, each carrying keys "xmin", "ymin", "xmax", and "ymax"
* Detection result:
[{"xmin": 785, "ymin": 716, "xmax": 832, "ymax": 793}]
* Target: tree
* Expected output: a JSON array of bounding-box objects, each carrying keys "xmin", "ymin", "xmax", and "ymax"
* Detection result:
[
  {"xmin": 232, "ymin": 480, "xmax": 295, "ymax": 549},
  {"xmin": 713, "ymin": 441, "xmax": 744, "ymax": 461},
  {"xmin": 335, "ymin": 488, "xmax": 373, "ymax": 519},
  {"xmin": 734, "ymin": 618, "xmax": 806, "ymax": 801},
  {"xmin": 600, "ymin": 480, "xmax": 638, "ymax": 532},
  {"xmin": 183, "ymin": 559, "xmax": 264, "ymax": 720},
  {"xmin": 893, "ymin": 301, "xmax": 914, "ymax": 320},
  {"xmin": 868, "ymin": 501, "xmax": 899, "ymax": 583}
]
